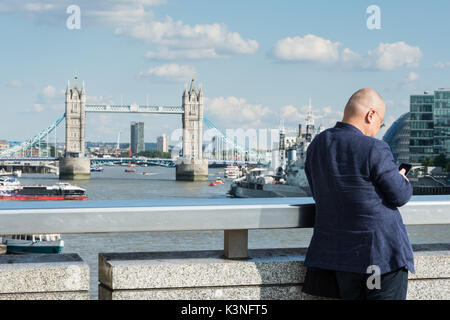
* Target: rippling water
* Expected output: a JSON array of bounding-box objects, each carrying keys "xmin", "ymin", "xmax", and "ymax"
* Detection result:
[{"xmin": 14, "ymin": 166, "xmax": 450, "ymax": 299}]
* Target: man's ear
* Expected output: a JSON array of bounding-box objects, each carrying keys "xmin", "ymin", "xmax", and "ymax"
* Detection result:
[{"xmin": 366, "ymin": 109, "xmax": 376, "ymax": 124}]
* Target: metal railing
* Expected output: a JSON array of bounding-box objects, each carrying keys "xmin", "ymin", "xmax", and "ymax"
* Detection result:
[{"xmin": 0, "ymin": 195, "xmax": 449, "ymax": 258}]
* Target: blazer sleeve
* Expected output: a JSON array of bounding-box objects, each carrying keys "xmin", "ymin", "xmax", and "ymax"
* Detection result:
[{"xmin": 369, "ymin": 140, "xmax": 413, "ymax": 207}]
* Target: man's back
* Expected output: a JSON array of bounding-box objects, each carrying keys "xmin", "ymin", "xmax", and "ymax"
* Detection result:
[{"xmin": 304, "ymin": 121, "xmax": 414, "ymax": 274}]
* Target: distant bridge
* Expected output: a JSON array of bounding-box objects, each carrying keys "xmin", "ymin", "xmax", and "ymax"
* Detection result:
[{"xmin": 0, "ymin": 157, "xmax": 261, "ymax": 168}]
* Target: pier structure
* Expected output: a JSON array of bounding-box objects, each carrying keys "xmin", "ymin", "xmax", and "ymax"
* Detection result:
[
  {"xmin": 0, "ymin": 196, "xmax": 449, "ymax": 300},
  {"xmin": 60, "ymin": 76, "xmax": 207, "ymax": 181}
]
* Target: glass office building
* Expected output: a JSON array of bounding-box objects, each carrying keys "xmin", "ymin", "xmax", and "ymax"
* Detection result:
[
  {"xmin": 409, "ymin": 89, "xmax": 450, "ymax": 164},
  {"xmin": 130, "ymin": 121, "xmax": 144, "ymax": 155},
  {"xmin": 433, "ymin": 89, "xmax": 450, "ymax": 157},
  {"xmin": 383, "ymin": 112, "xmax": 410, "ymax": 164}
]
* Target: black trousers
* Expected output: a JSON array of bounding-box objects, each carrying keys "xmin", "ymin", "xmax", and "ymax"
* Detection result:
[
  {"xmin": 335, "ymin": 267, "xmax": 409, "ymax": 300},
  {"xmin": 302, "ymin": 267, "xmax": 408, "ymax": 300}
]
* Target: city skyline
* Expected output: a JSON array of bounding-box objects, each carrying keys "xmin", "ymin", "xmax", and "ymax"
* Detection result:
[{"xmin": 1, "ymin": 1, "xmax": 450, "ymax": 143}]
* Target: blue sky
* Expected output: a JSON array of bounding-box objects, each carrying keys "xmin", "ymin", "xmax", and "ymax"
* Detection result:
[{"xmin": 1, "ymin": 0, "xmax": 449, "ymax": 143}]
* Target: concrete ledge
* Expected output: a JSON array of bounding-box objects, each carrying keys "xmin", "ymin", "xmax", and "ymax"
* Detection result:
[
  {"xmin": 99, "ymin": 248, "xmax": 308, "ymax": 291},
  {"xmin": 408, "ymin": 244, "xmax": 450, "ymax": 279},
  {"xmin": 407, "ymin": 279, "xmax": 450, "ymax": 300},
  {"xmin": 98, "ymin": 284, "xmax": 327, "ymax": 300},
  {"xmin": 99, "ymin": 244, "xmax": 450, "ymax": 300},
  {"xmin": 0, "ymin": 291, "xmax": 90, "ymax": 300},
  {"xmin": 0, "ymin": 253, "xmax": 89, "ymax": 299}
]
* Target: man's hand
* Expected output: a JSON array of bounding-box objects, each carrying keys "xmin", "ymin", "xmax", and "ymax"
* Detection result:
[{"xmin": 399, "ymin": 169, "xmax": 409, "ymax": 182}]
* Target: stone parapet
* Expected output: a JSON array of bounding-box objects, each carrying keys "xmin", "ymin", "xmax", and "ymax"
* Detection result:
[
  {"xmin": 98, "ymin": 244, "xmax": 450, "ymax": 300},
  {"xmin": 0, "ymin": 253, "xmax": 89, "ymax": 300}
]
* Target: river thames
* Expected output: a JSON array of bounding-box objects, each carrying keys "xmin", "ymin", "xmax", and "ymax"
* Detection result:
[{"xmin": 17, "ymin": 165, "xmax": 450, "ymax": 299}]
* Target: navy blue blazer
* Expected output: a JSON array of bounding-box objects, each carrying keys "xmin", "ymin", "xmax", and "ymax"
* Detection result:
[{"xmin": 304, "ymin": 121, "xmax": 415, "ymax": 274}]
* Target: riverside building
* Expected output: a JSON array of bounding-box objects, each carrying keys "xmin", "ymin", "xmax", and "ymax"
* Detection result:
[{"xmin": 409, "ymin": 89, "xmax": 450, "ymax": 165}]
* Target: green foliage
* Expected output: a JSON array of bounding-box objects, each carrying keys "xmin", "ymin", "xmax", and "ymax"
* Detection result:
[
  {"xmin": 421, "ymin": 157, "xmax": 434, "ymax": 166},
  {"xmin": 422, "ymin": 153, "xmax": 450, "ymax": 172},
  {"xmin": 433, "ymin": 153, "xmax": 448, "ymax": 169},
  {"xmin": 136, "ymin": 150, "xmax": 171, "ymax": 159}
]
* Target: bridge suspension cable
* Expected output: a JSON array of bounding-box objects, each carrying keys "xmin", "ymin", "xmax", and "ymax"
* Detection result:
[
  {"xmin": 203, "ymin": 118, "xmax": 265, "ymax": 162},
  {"xmin": 0, "ymin": 113, "xmax": 66, "ymax": 158}
]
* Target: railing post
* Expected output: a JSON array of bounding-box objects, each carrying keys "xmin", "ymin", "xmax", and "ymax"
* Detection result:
[{"xmin": 224, "ymin": 229, "xmax": 248, "ymax": 259}]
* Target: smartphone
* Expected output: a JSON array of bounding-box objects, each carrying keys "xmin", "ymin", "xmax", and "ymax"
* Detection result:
[{"xmin": 399, "ymin": 163, "xmax": 412, "ymax": 175}]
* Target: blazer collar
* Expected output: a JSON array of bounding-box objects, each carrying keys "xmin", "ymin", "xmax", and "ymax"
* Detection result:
[{"xmin": 334, "ymin": 121, "xmax": 364, "ymax": 136}]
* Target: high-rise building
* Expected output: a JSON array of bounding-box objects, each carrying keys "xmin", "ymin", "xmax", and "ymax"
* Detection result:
[
  {"xmin": 156, "ymin": 134, "xmax": 168, "ymax": 153},
  {"xmin": 130, "ymin": 121, "xmax": 144, "ymax": 155},
  {"xmin": 409, "ymin": 89, "xmax": 450, "ymax": 164}
]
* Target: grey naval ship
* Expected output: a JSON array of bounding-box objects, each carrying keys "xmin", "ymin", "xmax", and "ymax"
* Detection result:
[{"xmin": 229, "ymin": 102, "xmax": 324, "ymax": 198}]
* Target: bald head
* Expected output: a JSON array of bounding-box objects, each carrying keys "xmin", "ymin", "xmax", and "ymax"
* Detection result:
[
  {"xmin": 344, "ymin": 88, "xmax": 385, "ymax": 119},
  {"xmin": 342, "ymin": 88, "xmax": 386, "ymax": 137}
]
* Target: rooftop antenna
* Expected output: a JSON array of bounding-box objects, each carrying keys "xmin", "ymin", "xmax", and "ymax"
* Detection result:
[
  {"xmin": 73, "ymin": 73, "xmax": 79, "ymax": 89},
  {"xmin": 306, "ymin": 98, "xmax": 314, "ymax": 126}
]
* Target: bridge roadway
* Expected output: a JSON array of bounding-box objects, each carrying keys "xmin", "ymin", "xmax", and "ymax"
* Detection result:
[
  {"xmin": 0, "ymin": 157, "xmax": 261, "ymax": 166},
  {"xmin": 85, "ymin": 104, "xmax": 184, "ymax": 114}
]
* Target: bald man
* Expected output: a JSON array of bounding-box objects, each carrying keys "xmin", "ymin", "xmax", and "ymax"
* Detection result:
[{"xmin": 301, "ymin": 88, "xmax": 414, "ymax": 300}]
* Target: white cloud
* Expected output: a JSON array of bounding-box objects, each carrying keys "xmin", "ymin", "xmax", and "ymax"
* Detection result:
[
  {"xmin": 340, "ymin": 48, "xmax": 363, "ymax": 68},
  {"xmin": 272, "ymin": 35, "xmax": 423, "ymax": 71},
  {"xmin": 42, "ymin": 85, "xmax": 56, "ymax": 99},
  {"xmin": 322, "ymin": 106, "xmax": 332, "ymax": 114},
  {"xmin": 280, "ymin": 103, "xmax": 343, "ymax": 129},
  {"xmin": 0, "ymin": 1, "xmax": 257, "ymax": 59},
  {"xmin": 33, "ymin": 103, "xmax": 44, "ymax": 112},
  {"xmin": 86, "ymin": 95, "xmax": 115, "ymax": 105},
  {"xmin": 116, "ymin": 17, "xmax": 259, "ymax": 56},
  {"xmin": 400, "ymin": 72, "xmax": 420, "ymax": 91},
  {"xmin": 407, "ymin": 72, "xmax": 420, "ymax": 82},
  {"xmin": 34, "ymin": 85, "xmax": 62, "ymax": 111},
  {"xmin": 435, "ymin": 61, "xmax": 450, "ymax": 69},
  {"xmin": 205, "ymin": 96, "xmax": 275, "ymax": 129},
  {"xmin": 365, "ymin": 42, "xmax": 423, "ymax": 71},
  {"xmin": 24, "ymin": 3, "xmax": 55, "ymax": 12},
  {"xmin": 137, "ymin": 64, "xmax": 195, "ymax": 82},
  {"xmin": 281, "ymin": 105, "xmax": 304, "ymax": 122},
  {"xmin": 272, "ymin": 34, "xmax": 340, "ymax": 63},
  {"xmin": 5, "ymin": 80, "xmax": 23, "ymax": 88},
  {"xmin": 144, "ymin": 47, "xmax": 224, "ymax": 60}
]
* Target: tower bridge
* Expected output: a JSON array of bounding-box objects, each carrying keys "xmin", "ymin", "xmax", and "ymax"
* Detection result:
[
  {"xmin": 62, "ymin": 76, "xmax": 208, "ymax": 180},
  {"xmin": 0, "ymin": 76, "xmax": 266, "ymax": 179}
]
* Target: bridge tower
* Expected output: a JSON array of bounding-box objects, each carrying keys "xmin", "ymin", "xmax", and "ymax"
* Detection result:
[
  {"xmin": 59, "ymin": 76, "xmax": 90, "ymax": 180},
  {"xmin": 176, "ymin": 77, "xmax": 208, "ymax": 181}
]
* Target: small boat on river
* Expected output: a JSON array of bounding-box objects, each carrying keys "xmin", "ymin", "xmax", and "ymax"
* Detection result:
[{"xmin": 1, "ymin": 234, "xmax": 64, "ymax": 254}]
